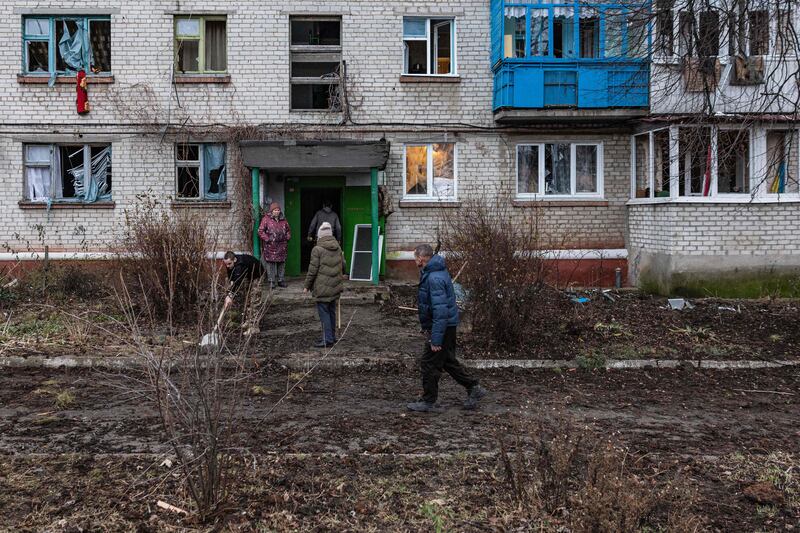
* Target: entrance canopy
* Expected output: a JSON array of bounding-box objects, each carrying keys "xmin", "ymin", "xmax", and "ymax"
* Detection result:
[{"xmin": 239, "ymin": 139, "xmax": 389, "ymax": 174}]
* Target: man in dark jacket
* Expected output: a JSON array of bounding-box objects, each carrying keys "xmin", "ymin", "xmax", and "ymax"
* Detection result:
[
  {"xmin": 407, "ymin": 244, "xmax": 486, "ymax": 412},
  {"xmin": 303, "ymin": 222, "xmax": 344, "ymax": 348},
  {"xmin": 223, "ymin": 251, "xmax": 264, "ymax": 335},
  {"xmin": 307, "ymin": 202, "xmax": 342, "ymax": 244}
]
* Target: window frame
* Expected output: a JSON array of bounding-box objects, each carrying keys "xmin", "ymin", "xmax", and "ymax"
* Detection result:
[
  {"xmin": 23, "ymin": 142, "xmax": 112, "ymax": 202},
  {"xmin": 174, "ymin": 15, "xmax": 227, "ymax": 74},
  {"xmin": 21, "ymin": 15, "xmax": 112, "ymax": 76},
  {"xmin": 289, "ymin": 15, "xmax": 342, "ymax": 111},
  {"xmin": 402, "ymin": 143, "xmax": 458, "ymax": 201},
  {"xmin": 515, "ymin": 142, "xmax": 604, "ymax": 200},
  {"xmin": 402, "ymin": 16, "xmax": 458, "ymax": 76},
  {"xmin": 174, "ymin": 142, "xmax": 227, "ymax": 201}
]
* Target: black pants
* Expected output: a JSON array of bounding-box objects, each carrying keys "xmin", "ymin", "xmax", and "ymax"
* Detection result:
[{"xmin": 420, "ymin": 326, "xmax": 479, "ymax": 403}]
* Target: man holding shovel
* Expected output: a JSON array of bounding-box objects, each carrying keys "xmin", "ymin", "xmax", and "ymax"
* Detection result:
[
  {"xmin": 407, "ymin": 244, "xmax": 486, "ymax": 412},
  {"xmin": 223, "ymin": 251, "xmax": 264, "ymax": 336}
]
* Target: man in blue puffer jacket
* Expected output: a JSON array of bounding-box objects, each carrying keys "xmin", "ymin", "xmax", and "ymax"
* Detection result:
[{"xmin": 407, "ymin": 244, "xmax": 487, "ymax": 412}]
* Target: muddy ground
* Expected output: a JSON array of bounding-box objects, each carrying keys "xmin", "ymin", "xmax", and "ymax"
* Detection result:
[
  {"xmin": 1, "ymin": 364, "xmax": 798, "ymax": 531},
  {"xmin": 3, "ymin": 282, "xmax": 800, "ymax": 363}
]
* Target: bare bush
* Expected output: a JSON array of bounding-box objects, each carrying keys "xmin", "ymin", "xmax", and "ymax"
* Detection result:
[
  {"xmin": 437, "ymin": 194, "xmax": 558, "ymax": 350},
  {"xmin": 499, "ymin": 419, "xmax": 703, "ymax": 531},
  {"xmin": 116, "ymin": 276, "xmax": 267, "ymax": 524},
  {"xmin": 117, "ymin": 197, "xmax": 212, "ymax": 328}
]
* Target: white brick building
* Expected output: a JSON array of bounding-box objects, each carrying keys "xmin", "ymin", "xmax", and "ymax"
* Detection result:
[{"xmin": 1, "ymin": 0, "xmax": 799, "ymax": 293}]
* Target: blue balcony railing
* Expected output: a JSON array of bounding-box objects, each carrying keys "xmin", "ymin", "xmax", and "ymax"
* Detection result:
[{"xmin": 491, "ymin": 0, "xmax": 650, "ymax": 110}]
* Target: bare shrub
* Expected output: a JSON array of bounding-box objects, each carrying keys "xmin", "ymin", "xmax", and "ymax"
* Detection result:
[
  {"xmin": 437, "ymin": 193, "xmax": 559, "ymax": 350},
  {"xmin": 116, "ymin": 197, "xmax": 212, "ymax": 328},
  {"xmin": 498, "ymin": 419, "xmax": 703, "ymax": 531},
  {"xmin": 116, "ymin": 276, "xmax": 267, "ymax": 523}
]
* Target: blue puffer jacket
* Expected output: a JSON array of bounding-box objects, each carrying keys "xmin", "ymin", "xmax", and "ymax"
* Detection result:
[{"xmin": 418, "ymin": 254, "xmax": 460, "ymax": 346}]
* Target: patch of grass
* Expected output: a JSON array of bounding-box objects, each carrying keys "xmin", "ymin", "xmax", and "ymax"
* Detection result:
[
  {"xmin": 54, "ymin": 390, "xmax": 75, "ymax": 410},
  {"xmin": 608, "ymin": 344, "xmax": 641, "ymax": 360},
  {"xmin": 593, "ymin": 321, "xmax": 632, "ymax": 338},
  {"xmin": 670, "ymin": 325, "xmax": 718, "ymax": 343},
  {"xmin": 769, "ymin": 334, "xmax": 783, "ymax": 343},
  {"xmin": 576, "ymin": 350, "xmax": 607, "ymax": 370},
  {"xmin": 722, "ymin": 452, "xmax": 799, "ymax": 512},
  {"xmin": 420, "ymin": 501, "xmax": 452, "ymax": 533},
  {"xmin": 251, "ymin": 385, "xmax": 270, "ymax": 396}
]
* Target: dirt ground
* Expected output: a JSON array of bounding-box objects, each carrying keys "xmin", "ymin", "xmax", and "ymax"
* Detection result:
[{"xmin": 1, "ymin": 365, "xmax": 798, "ymax": 531}]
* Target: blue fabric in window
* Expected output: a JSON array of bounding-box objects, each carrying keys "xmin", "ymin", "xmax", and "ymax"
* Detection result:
[
  {"xmin": 58, "ymin": 20, "xmax": 85, "ymax": 71},
  {"xmin": 403, "ymin": 18, "xmax": 427, "ymax": 38},
  {"xmin": 69, "ymin": 146, "xmax": 112, "ymax": 203},
  {"xmin": 203, "ymin": 144, "xmax": 226, "ymax": 200}
]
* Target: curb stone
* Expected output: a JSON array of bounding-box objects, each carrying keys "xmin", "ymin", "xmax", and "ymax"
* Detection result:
[{"xmin": 1, "ymin": 355, "xmax": 797, "ymax": 372}]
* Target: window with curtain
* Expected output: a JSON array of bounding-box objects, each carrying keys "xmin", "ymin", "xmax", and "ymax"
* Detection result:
[
  {"xmin": 24, "ymin": 143, "xmax": 112, "ymax": 202},
  {"xmin": 22, "ymin": 16, "xmax": 111, "ymax": 77},
  {"xmin": 174, "ymin": 16, "xmax": 227, "ymax": 73},
  {"xmin": 517, "ymin": 142, "xmax": 602, "ymax": 198},
  {"xmin": 504, "ymin": 7, "xmax": 526, "ymax": 58},
  {"xmin": 175, "ymin": 143, "xmax": 227, "ymax": 200},
  {"xmin": 579, "ymin": 8, "xmax": 600, "ymax": 58}
]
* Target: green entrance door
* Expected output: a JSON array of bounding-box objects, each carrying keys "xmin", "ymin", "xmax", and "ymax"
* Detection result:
[{"xmin": 283, "ymin": 177, "xmax": 385, "ymax": 278}]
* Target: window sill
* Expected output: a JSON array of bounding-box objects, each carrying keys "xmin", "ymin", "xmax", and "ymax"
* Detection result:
[
  {"xmin": 513, "ymin": 199, "xmax": 608, "ymax": 207},
  {"xmin": 19, "ymin": 200, "xmax": 115, "ymax": 209},
  {"xmin": 399, "ymin": 199, "xmax": 461, "ymax": 208},
  {"xmin": 399, "ymin": 75, "xmax": 461, "ymax": 84},
  {"xmin": 170, "ymin": 200, "xmax": 231, "ymax": 209},
  {"xmin": 627, "ymin": 196, "xmax": 800, "ymax": 205},
  {"xmin": 17, "ymin": 74, "xmax": 115, "ymax": 84},
  {"xmin": 173, "ymin": 74, "xmax": 231, "ymax": 84}
]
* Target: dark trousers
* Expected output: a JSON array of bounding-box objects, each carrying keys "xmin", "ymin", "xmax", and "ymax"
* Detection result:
[
  {"xmin": 316, "ymin": 300, "xmax": 337, "ymax": 344},
  {"xmin": 420, "ymin": 326, "xmax": 478, "ymax": 403}
]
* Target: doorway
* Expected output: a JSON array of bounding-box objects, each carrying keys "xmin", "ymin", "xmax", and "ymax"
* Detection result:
[{"xmin": 300, "ymin": 187, "xmax": 342, "ymax": 271}]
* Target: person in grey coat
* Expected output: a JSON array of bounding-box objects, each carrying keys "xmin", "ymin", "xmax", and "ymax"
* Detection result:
[{"xmin": 307, "ymin": 202, "xmax": 342, "ymax": 244}]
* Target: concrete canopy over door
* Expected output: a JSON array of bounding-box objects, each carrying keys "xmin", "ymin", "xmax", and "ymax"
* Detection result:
[{"xmin": 240, "ymin": 139, "xmax": 389, "ymax": 284}]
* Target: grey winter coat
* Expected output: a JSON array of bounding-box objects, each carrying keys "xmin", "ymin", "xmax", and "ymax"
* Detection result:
[
  {"xmin": 308, "ymin": 207, "xmax": 342, "ymax": 242},
  {"xmin": 304, "ymin": 236, "xmax": 344, "ymax": 302}
]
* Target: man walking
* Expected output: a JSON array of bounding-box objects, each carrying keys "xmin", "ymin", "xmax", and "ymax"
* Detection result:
[
  {"xmin": 222, "ymin": 251, "xmax": 264, "ymax": 336},
  {"xmin": 307, "ymin": 201, "xmax": 342, "ymax": 244},
  {"xmin": 303, "ymin": 222, "xmax": 344, "ymax": 348},
  {"xmin": 407, "ymin": 244, "xmax": 486, "ymax": 412}
]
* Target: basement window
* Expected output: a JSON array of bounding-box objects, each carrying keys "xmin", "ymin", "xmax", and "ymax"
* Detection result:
[
  {"xmin": 174, "ymin": 16, "xmax": 227, "ymax": 73},
  {"xmin": 290, "ymin": 16, "xmax": 341, "ymax": 110},
  {"xmin": 516, "ymin": 142, "xmax": 603, "ymax": 198},
  {"xmin": 22, "ymin": 16, "xmax": 111, "ymax": 75},
  {"xmin": 24, "ymin": 143, "xmax": 112, "ymax": 202},
  {"xmin": 403, "ymin": 17, "xmax": 456, "ymax": 75},
  {"xmin": 404, "ymin": 143, "xmax": 456, "ymax": 200},
  {"xmin": 175, "ymin": 143, "xmax": 227, "ymax": 200}
]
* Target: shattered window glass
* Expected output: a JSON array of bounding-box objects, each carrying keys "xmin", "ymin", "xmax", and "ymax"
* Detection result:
[
  {"xmin": 517, "ymin": 145, "xmax": 539, "ymax": 195},
  {"xmin": 405, "ymin": 145, "xmax": 428, "ymax": 196}
]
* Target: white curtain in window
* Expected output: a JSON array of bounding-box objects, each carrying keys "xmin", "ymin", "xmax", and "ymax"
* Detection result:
[
  {"xmin": 504, "ymin": 6, "xmax": 526, "ymax": 18},
  {"xmin": 553, "ymin": 7, "xmax": 573, "ymax": 18},
  {"xmin": 26, "ymin": 167, "xmax": 51, "ymax": 200}
]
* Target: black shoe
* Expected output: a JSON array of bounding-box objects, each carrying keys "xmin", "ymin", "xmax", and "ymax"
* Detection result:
[
  {"xmin": 406, "ymin": 400, "xmax": 444, "ymax": 413},
  {"xmin": 278, "ymin": 281, "xmax": 288, "ymax": 288},
  {"xmin": 463, "ymin": 385, "xmax": 487, "ymax": 410},
  {"xmin": 314, "ymin": 340, "xmax": 335, "ymax": 348}
]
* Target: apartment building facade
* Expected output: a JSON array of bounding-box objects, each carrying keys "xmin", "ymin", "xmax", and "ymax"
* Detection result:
[{"xmin": 1, "ymin": 0, "xmax": 799, "ymax": 292}]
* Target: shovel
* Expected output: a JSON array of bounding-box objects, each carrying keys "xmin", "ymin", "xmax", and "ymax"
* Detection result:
[{"xmin": 200, "ymin": 301, "xmax": 229, "ymax": 347}]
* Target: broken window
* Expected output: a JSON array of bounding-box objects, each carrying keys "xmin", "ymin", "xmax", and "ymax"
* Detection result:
[
  {"xmin": 517, "ymin": 145, "xmax": 539, "ymax": 194},
  {"xmin": 24, "ymin": 143, "xmax": 112, "ymax": 202},
  {"xmin": 530, "ymin": 9, "xmax": 549, "ymax": 56},
  {"xmin": 404, "ymin": 17, "xmax": 456, "ymax": 74},
  {"xmin": 404, "ymin": 143, "xmax": 456, "ymax": 200},
  {"xmin": 766, "ymin": 131, "xmax": 799, "ymax": 194},
  {"xmin": 22, "ymin": 16, "xmax": 111, "ymax": 75},
  {"xmin": 698, "ymin": 11, "xmax": 720, "ymax": 57},
  {"xmin": 290, "ymin": 16, "xmax": 341, "ymax": 110},
  {"xmin": 748, "ymin": 10, "xmax": 769, "ymax": 56},
  {"xmin": 579, "ymin": 8, "xmax": 600, "ymax": 59},
  {"xmin": 175, "ymin": 143, "xmax": 227, "ymax": 201},
  {"xmin": 717, "ymin": 130, "xmax": 750, "ymax": 194},
  {"xmin": 175, "ymin": 16, "xmax": 227, "ymax": 73},
  {"xmin": 517, "ymin": 142, "xmax": 602, "ymax": 197},
  {"xmin": 633, "ymin": 134, "xmax": 650, "ymax": 198},
  {"xmin": 679, "ymin": 128, "xmax": 711, "ymax": 196},
  {"xmin": 656, "ymin": 0, "xmax": 675, "ymax": 56}
]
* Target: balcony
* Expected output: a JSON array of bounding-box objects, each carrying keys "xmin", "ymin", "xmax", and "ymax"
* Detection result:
[{"xmin": 491, "ymin": 0, "xmax": 650, "ymax": 122}]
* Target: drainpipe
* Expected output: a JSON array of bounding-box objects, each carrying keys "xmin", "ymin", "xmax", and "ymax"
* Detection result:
[
  {"xmin": 251, "ymin": 167, "xmax": 261, "ymax": 258},
  {"xmin": 370, "ymin": 167, "xmax": 379, "ymax": 285}
]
